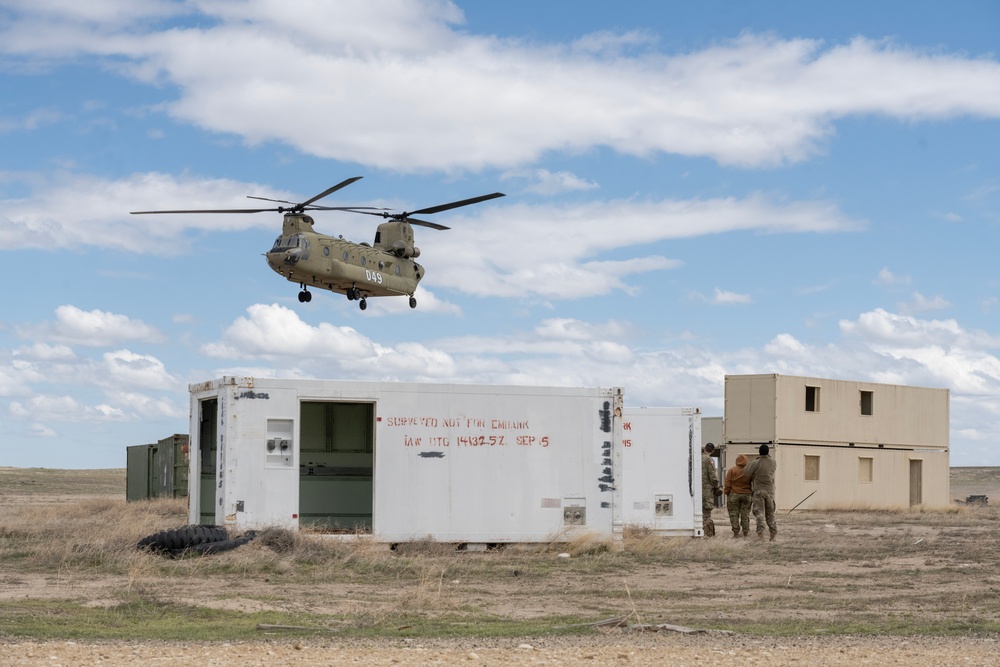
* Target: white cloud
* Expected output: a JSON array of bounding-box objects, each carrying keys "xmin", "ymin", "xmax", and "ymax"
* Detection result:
[
  {"xmin": 0, "ymin": 364, "xmax": 34, "ymax": 397},
  {"xmin": 839, "ymin": 308, "xmax": 1000, "ymax": 392},
  {"xmin": 2, "ymin": 4, "xmax": 999, "ymax": 170},
  {"xmin": 519, "ymin": 170, "xmax": 600, "ymax": 196},
  {"xmin": 711, "ymin": 288, "xmax": 753, "ymax": 305},
  {"xmin": 1, "ymin": 177, "xmax": 860, "ymax": 302},
  {"xmin": 900, "ymin": 291, "xmax": 953, "ymax": 313},
  {"xmin": 201, "ymin": 303, "xmax": 383, "ymax": 360},
  {"xmin": 103, "ymin": 390, "xmax": 185, "ymax": 419},
  {"xmin": 534, "ymin": 318, "xmax": 631, "ymax": 341},
  {"xmin": 102, "ymin": 349, "xmax": 180, "ymax": 390},
  {"xmin": 0, "ymin": 172, "xmax": 280, "ymax": 253},
  {"xmin": 428, "ymin": 193, "xmax": 860, "ymax": 299},
  {"xmin": 875, "ymin": 267, "xmax": 911, "ymax": 286},
  {"xmin": 26, "ymin": 423, "xmax": 57, "ymax": 437},
  {"xmin": 13, "ymin": 342, "xmax": 76, "ymax": 361},
  {"xmin": 8, "ymin": 395, "xmax": 129, "ymax": 423},
  {"xmin": 19, "ymin": 305, "xmax": 166, "ymax": 346},
  {"xmin": 0, "ymin": 107, "xmax": 62, "ymax": 132}
]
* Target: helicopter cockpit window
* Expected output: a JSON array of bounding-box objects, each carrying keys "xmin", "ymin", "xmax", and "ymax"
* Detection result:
[{"xmin": 271, "ymin": 235, "xmax": 308, "ymax": 252}]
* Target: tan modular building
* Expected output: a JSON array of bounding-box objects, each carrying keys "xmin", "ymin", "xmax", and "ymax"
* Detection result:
[{"xmin": 722, "ymin": 374, "xmax": 950, "ymax": 510}]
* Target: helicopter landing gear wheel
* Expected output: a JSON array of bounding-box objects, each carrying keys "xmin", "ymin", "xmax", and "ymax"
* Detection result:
[
  {"xmin": 297, "ymin": 289, "xmax": 312, "ymax": 303},
  {"xmin": 409, "ymin": 296, "xmax": 417, "ymax": 309},
  {"xmin": 359, "ymin": 298, "xmax": 367, "ymax": 311},
  {"xmin": 346, "ymin": 286, "xmax": 361, "ymax": 301}
]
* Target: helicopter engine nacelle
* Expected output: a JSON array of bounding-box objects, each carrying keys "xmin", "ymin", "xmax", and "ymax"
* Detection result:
[
  {"xmin": 378, "ymin": 220, "xmax": 419, "ymax": 258},
  {"xmin": 388, "ymin": 241, "xmax": 420, "ymax": 258},
  {"xmin": 387, "ymin": 242, "xmax": 421, "ymax": 259}
]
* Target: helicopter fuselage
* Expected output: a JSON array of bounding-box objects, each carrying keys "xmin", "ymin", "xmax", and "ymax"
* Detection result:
[{"xmin": 265, "ymin": 213, "xmax": 423, "ymax": 303}]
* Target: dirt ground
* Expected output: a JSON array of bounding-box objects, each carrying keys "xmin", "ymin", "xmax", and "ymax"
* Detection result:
[
  {"xmin": 3, "ymin": 634, "xmax": 1000, "ymax": 666},
  {"xmin": 2, "ymin": 467, "xmax": 1000, "ymax": 665}
]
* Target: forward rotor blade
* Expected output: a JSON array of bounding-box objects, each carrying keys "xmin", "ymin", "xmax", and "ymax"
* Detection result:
[
  {"xmin": 406, "ymin": 218, "xmax": 450, "ymax": 231},
  {"xmin": 300, "ymin": 176, "xmax": 363, "ymax": 207},
  {"xmin": 408, "ymin": 192, "xmax": 505, "ymax": 216},
  {"xmin": 131, "ymin": 208, "xmax": 278, "ymax": 214},
  {"xmin": 247, "ymin": 195, "xmax": 297, "ymax": 205}
]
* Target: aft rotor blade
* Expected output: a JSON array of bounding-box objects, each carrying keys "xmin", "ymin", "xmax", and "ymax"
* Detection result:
[
  {"xmin": 308, "ymin": 206, "xmax": 392, "ymax": 211},
  {"xmin": 408, "ymin": 192, "xmax": 505, "ymax": 216},
  {"xmin": 407, "ymin": 218, "xmax": 450, "ymax": 231},
  {"xmin": 300, "ymin": 176, "xmax": 363, "ymax": 207},
  {"xmin": 131, "ymin": 208, "xmax": 278, "ymax": 214}
]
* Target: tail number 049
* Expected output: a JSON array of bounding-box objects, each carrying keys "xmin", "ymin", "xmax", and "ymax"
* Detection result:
[{"xmin": 365, "ymin": 269, "xmax": 383, "ymax": 285}]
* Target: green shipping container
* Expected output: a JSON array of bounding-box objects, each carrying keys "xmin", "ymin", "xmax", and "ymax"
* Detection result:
[{"xmin": 126, "ymin": 434, "xmax": 189, "ymax": 501}]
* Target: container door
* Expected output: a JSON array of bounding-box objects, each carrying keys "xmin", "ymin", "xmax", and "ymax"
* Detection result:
[{"xmin": 198, "ymin": 398, "xmax": 219, "ymax": 524}]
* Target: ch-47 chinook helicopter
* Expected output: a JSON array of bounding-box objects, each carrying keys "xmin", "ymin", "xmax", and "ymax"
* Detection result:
[{"xmin": 131, "ymin": 177, "xmax": 504, "ymax": 311}]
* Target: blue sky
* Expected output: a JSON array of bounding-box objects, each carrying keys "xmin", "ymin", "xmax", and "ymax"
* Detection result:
[{"xmin": 2, "ymin": 0, "xmax": 1000, "ymax": 468}]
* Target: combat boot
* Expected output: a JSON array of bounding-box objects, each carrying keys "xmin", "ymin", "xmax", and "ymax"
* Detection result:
[{"xmin": 769, "ymin": 532, "xmax": 777, "ymax": 542}]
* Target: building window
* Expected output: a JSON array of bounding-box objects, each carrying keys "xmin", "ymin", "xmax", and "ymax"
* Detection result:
[
  {"xmin": 805, "ymin": 385, "xmax": 820, "ymax": 412},
  {"xmin": 860, "ymin": 390, "xmax": 873, "ymax": 416},
  {"xmin": 804, "ymin": 455, "xmax": 820, "ymax": 481},
  {"xmin": 859, "ymin": 457, "xmax": 873, "ymax": 483}
]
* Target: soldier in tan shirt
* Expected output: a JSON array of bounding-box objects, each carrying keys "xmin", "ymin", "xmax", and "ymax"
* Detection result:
[{"xmin": 744, "ymin": 444, "xmax": 778, "ymax": 541}]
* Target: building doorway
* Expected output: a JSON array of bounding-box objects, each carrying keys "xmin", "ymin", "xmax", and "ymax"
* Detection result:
[
  {"xmin": 198, "ymin": 398, "xmax": 218, "ymax": 525},
  {"xmin": 909, "ymin": 459, "xmax": 923, "ymax": 507},
  {"xmin": 298, "ymin": 400, "xmax": 375, "ymax": 531}
]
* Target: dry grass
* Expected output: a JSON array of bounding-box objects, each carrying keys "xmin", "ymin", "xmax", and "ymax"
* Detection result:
[{"xmin": 2, "ymin": 467, "xmax": 1000, "ymax": 640}]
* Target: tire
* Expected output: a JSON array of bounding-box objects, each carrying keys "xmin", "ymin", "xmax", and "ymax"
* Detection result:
[
  {"xmin": 136, "ymin": 525, "xmax": 228, "ymax": 554},
  {"xmin": 169, "ymin": 531, "xmax": 258, "ymax": 558}
]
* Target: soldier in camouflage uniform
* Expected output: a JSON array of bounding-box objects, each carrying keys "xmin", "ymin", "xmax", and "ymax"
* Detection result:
[
  {"xmin": 701, "ymin": 443, "xmax": 721, "ymax": 537},
  {"xmin": 744, "ymin": 444, "xmax": 778, "ymax": 541},
  {"xmin": 724, "ymin": 453, "xmax": 752, "ymax": 537}
]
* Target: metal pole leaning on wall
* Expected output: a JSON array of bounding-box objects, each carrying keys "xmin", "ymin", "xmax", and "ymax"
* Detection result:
[{"xmin": 787, "ymin": 490, "xmax": 817, "ymax": 514}]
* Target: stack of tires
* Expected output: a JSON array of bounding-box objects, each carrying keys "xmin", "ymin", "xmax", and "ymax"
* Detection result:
[{"xmin": 136, "ymin": 525, "xmax": 258, "ymax": 558}]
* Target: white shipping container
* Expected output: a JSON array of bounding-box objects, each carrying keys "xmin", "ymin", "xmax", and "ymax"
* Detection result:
[
  {"xmin": 619, "ymin": 407, "xmax": 704, "ymax": 537},
  {"xmin": 188, "ymin": 377, "xmax": 703, "ymax": 543}
]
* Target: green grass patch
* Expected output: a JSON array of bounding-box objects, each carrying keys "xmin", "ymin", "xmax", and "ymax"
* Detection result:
[
  {"xmin": 732, "ymin": 616, "xmax": 1000, "ymax": 637},
  {"xmin": 0, "ymin": 598, "xmax": 328, "ymax": 641},
  {"xmin": 0, "ymin": 598, "xmax": 612, "ymax": 641}
]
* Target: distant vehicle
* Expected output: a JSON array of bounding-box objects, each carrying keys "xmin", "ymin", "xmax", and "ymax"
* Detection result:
[{"xmin": 132, "ymin": 177, "xmax": 504, "ymax": 310}]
